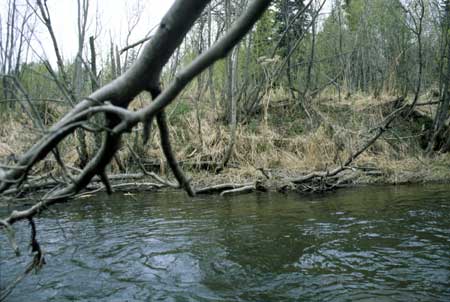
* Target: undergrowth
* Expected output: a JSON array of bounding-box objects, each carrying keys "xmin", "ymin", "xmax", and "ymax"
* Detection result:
[{"xmin": 1, "ymin": 89, "xmax": 449, "ymax": 185}]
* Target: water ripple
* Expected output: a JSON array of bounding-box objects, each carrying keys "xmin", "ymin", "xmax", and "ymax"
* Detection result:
[{"xmin": 1, "ymin": 186, "xmax": 450, "ymax": 301}]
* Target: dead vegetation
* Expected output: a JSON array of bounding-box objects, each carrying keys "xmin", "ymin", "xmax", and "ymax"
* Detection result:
[{"xmin": 1, "ymin": 89, "xmax": 448, "ymax": 197}]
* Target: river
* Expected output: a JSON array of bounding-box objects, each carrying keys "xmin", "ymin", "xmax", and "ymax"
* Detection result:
[{"xmin": 1, "ymin": 185, "xmax": 450, "ymax": 301}]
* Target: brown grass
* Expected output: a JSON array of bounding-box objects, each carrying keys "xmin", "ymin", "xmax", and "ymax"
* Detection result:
[{"xmin": 1, "ymin": 90, "xmax": 448, "ymax": 184}]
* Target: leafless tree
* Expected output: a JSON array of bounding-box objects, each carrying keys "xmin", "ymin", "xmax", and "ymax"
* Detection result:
[
  {"xmin": 1, "ymin": 0, "xmax": 35, "ymax": 107},
  {"xmin": 400, "ymin": 0, "xmax": 426, "ymax": 111},
  {"xmin": 0, "ymin": 0, "xmax": 272, "ymax": 269},
  {"xmin": 427, "ymin": 0, "xmax": 450, "ymax": 152}
]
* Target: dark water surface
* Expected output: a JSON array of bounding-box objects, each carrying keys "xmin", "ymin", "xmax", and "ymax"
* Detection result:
[{"xmin": 1, "ymin": 185, "xmax": 450, "ymax": 301}]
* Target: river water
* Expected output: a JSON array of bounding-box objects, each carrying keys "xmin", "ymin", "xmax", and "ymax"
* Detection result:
[{"xmin": 1, "ymin": 185, "xmax": 450, "ymax": 301}]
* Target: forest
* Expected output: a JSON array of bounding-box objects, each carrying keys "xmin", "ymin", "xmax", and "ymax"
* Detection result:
[{"xmin": 0, "ymin": 0, "xmax": 450, "ymax": 297}]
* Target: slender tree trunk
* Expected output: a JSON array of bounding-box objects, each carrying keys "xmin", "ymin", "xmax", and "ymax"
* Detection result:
[
  {"xmin": 220, "ymin": 46, "xmax": 239, "ymax": 171},
  {"xmin": 207, "ymin": 3, "xmax": 217, "ymax": 109},
  {"xmin": 110, "ymin": 41, "xmax": 117, "ymax": 79},
  {"xmin": 303, "ymin": 6, "xmax": 316, "ymax": 98},
  {"xmin": 115, "ymin": 45, "xmax": 122, "ymax": 75},
  {"xmin": 89, "ymin": 36, "xmax": 99, "ymax": 91},
  {"xmin": 337, "ymin": 1, "xmax": 344, "ymax": 100},
  {"xmin": 225, "ymin": 0, "xmax": 233, "ymax": 123},
  {"xmin": 195, "ymin": 16, "xmax": 206, "ymax": 149},
  {"xmin": 427, "ymin": 2, "xmax": 450, "ymax": 152}
]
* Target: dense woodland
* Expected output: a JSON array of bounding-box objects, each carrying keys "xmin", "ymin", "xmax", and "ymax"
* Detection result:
[{"xmin": 0, "ymin": 0, "xmax": 449, "ymax": 298}]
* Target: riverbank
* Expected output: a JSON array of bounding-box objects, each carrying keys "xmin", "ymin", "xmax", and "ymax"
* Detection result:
[{"xmin": 1, "ymin": 91, "xmax": 449, "ymax": 198}]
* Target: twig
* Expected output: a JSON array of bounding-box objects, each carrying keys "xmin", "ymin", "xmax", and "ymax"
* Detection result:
[{"xmin": 120, "ymin": 36, "xmax": 152, "ymax": 54}]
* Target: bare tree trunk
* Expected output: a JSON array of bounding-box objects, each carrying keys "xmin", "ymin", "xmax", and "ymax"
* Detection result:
[
  {"xmin": 36, "ymin": 0, "xmax": 73, "ymax": 100},
  {"xmin": 427, "ymin": 1, "xmax": 450, "ymax": 152},
  {"xmin": 400, "ymin": 0, "xmax": 425, "ymax": 112},
  {"xmin": 303, "ymin": 2, "xmax": 317, "ymax": 98},
  {"xmin": 220, "ymin": 46, "xmax": 239, "ymax": 171},
  {"xmin": 281, "ymin": 0, "xmax": 296, "ymax": 100},
  {"xmin": 115, "ymin": 45, "xmax": 122, "ymax": 76},
  {"xmin": 73, "ymin": 0, "xmax": 90, "ymax": 168},
  {"xmin": 110, "ymin": 41, "xmax": 117, "ymax": 79},
  {"xmin": 207, "ymin": 3, "xmax": 217, "ymax": 109},
  {"xmin": 89, "ymin": 36, "xmax": 99, "ymax": 91},
  {"xmin": 411, "ymin": 8, "xmax": 424, "ymax": 109},
  {"xmin": 337, "ymin": 0, "xmax": 344, "ymax": 100},
  {"xmin": 2, "ymin": 0, "xmax": 17, "ymax": 107},
  {"xmin": 223, "ymin": 0, "xmax": 233, "ymax": 123},
  {"xmin": 195, "ymin": 15, "xmax": 206, "ymax": 149}
]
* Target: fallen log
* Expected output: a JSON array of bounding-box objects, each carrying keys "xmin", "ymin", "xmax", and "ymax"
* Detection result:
[
  {"xmin": 80, "ymin": 182, "xmax": 163, "ymax": 197},
  {"xmin": 196, "ymin": 182, "xmax": 253, "ymax": 195},
  {"xmin": 1, "ymin": 171, "xmax": 173, "ymax": 198},
  {"xmin": 220, "ymin": 185, "xmax": 255, "ymax": 196},
  {"xmin": 196, "ymin": 180, "xmax": 267, "ymax": 196},
  {"xmin": 295, "ymin": 171, "xmax": 358, "ymax": 193}
]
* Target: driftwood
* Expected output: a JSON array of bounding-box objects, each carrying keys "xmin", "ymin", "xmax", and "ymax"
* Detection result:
[
  {"xmin": 220, "ymin": 185, "xmax": 255, "ymax": 196},
  {"xmin": 196, "ymin": 182, "xmax": 254, "ymax": 194},
  {"xmin": 80, "ymin": 182, "xmax": 163, "ymax": 197},
  {"xmin": 196, "ymin": 180, "xmax": 267, "ymax": 196},
  {"xmin": 1, "ymin": 172, "xmax": 173, "ymax": 198},
  {"xmin": 416, "ymin": 100, "xmax": 441, "ymax": 106},
  {"xmin": 295, "ymin": 171, "xmax": 358, "ymax": 193}
]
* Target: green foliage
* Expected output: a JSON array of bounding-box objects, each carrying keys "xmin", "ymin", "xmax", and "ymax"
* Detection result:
[
  {"xmin": 169, "ymin": 101, "xmax": 192, "ymax": 123},
  {"xmin": 19, "ymin": 63, "xmax": 55, "ymax": 96},
  {"xmin": 344, "ymin": 0, "xmax": 364, "ymax": 31},
  {"xmin": 253, "ymin": 9, "xmax": 276, "ymax": 59}
]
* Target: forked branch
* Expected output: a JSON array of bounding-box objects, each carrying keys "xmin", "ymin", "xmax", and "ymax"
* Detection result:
[{"xmin": 0, "ymin": 0, "xmax": 273, "ymax": 226}]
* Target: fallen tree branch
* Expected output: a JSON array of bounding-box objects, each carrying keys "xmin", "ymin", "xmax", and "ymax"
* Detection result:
[
  {"xmin": 291, "ymin": 102, "xmax": 407, "ymax": 186},
  {"xmin": 78, "ymin": 182, "xmax": 164, "ymax": 197},
  {"xmin": 196, "ymin": 182, "xmax": 254, "ymax": 194},
  {"xmin": 0, "ymin": 0, "xmax": 272, "ymax": 226},
  {"xmin": 151, "ymin": 87, "xmax": 195, "ymax": 196},
  {"xmin": 220, "ymin": 185, "xmax": 255, "ymax": 196},
  {"xmin": 415, "ymin": 100, "xmax": 441, "ymax": 106},
  {"xmin": 1, "ymin": 172, "xmax": 176, "ymax": 197}
]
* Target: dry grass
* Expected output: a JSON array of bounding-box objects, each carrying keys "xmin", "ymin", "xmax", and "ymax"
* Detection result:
[{"xmin": 0, "ymin": 90, "xmax": 447, "ymax": 184}]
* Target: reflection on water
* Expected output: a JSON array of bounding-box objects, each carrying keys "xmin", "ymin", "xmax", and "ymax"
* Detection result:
[{"xmin": 1, "ymin": 185, "xmax": 450, "ymax": 301}]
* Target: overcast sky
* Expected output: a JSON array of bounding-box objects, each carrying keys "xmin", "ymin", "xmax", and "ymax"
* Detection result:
[
  {"xmin": 48, "ymin": 0, "xmax": 174, "ymax": 59},
  {"xmin": 1, "ymin": 0, "xmax": 332, "ymax": 66},
  {"xmin": 11, "ymin": 0, "xmax": 174, "ymax": 64}
]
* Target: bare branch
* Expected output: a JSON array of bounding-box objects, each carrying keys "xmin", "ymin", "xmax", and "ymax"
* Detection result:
[{"xmin": 0, "ymin": 0, "xmax": 272, "ymax": 227}]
